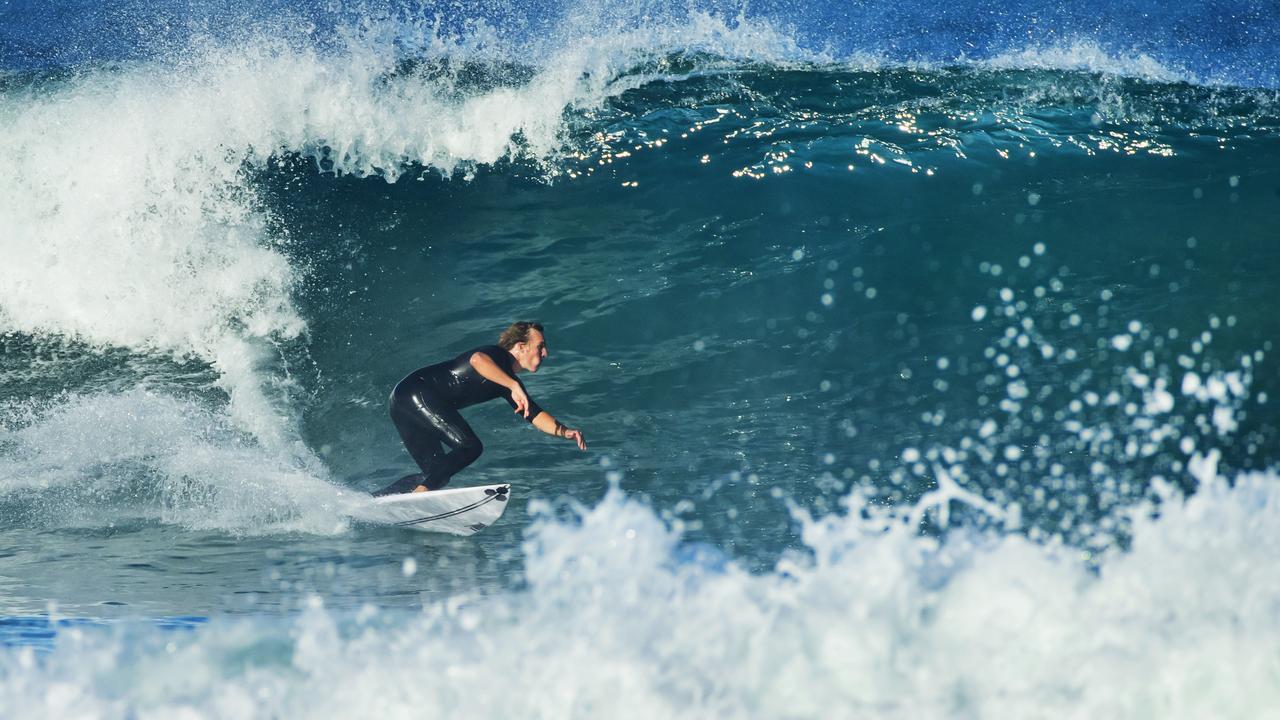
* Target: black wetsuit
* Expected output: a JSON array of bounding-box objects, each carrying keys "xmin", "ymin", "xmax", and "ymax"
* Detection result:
[{"xmin": 374, "ymin": 345, "xmax": 542, "ymax": 495}]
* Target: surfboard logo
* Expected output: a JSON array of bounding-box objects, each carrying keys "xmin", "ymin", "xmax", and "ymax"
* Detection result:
[{"xmin": 394, "ymin": 493, "xmax": 500, "ymax": 527}]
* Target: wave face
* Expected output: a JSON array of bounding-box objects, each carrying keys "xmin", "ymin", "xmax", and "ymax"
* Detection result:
[{"xmin": 1, "ymin": 2, "xmax": 1279, "ymax": 715}]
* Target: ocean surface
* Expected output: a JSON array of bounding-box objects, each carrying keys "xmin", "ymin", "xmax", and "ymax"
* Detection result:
[{"xmin": 2, "ymin": 0, "xmax": 1279, "ymax": 716}]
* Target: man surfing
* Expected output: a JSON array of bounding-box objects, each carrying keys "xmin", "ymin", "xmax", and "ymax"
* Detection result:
[{"xmin": 374, "ymin": 321, "xmax": 587, "ymax": 496}]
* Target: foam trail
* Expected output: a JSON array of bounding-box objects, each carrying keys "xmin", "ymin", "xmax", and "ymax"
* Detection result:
[{"xmin": 0, "ymin": 390, "xmax": 352, "ymax": 534}]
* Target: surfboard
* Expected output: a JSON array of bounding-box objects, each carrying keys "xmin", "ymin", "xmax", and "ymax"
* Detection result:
[{"xmin": 360, "ymin": 484, "xmax": 512, "ymax": 536}]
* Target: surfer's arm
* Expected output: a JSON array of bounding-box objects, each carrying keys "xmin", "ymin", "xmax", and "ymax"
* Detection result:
[
  {"xmin": 470, "ymin": 351, "xmax": 518, "ymax": 389},
  {"xmin": 531, "ymin": 411, "xmax": 587, "ymax": 450},
  {"xmin": 470, "ymin": 351, "xmax": 532, "ymax": 416}
]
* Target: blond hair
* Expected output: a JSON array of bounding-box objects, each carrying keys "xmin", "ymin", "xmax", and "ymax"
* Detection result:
[{"xmin": 498, "ymin": 321, "xmax": 544, "ymax": 350}]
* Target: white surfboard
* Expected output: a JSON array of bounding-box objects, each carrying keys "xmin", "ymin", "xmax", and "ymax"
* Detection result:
[{"xmin": 359, "ymin": 484, "xmax": 512, "ymax": 536}]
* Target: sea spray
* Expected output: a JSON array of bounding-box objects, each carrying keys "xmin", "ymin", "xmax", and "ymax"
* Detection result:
[{"xmin": 3, "ymin": 465, "xmax": 1278, "ymax": 718}]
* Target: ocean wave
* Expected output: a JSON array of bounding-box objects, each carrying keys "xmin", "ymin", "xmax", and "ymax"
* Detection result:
[
  {"xmin": 1, "ymin": 8, "xmax": 1276, "ymax": 532},
  {"xmin": 0, "ymin": 11, "xmax": 848, "ymax": 450},
  {"xmin": 0, "ymin": 12, "xmax": 1264, "ymax": 404}
]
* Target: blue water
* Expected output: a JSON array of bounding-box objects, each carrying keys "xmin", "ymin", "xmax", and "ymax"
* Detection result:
[{"xmin": 2, "ymin": 1, "xmax": 1279, "ymax": 716}]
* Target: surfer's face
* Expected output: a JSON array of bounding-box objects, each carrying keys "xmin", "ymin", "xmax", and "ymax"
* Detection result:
[{"xmin": 513, "ymin": 330, "xmax": 548, "ymax": 373}]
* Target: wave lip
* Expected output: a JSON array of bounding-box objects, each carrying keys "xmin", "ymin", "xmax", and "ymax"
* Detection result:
[{"xmin": 983, "ymin": 40, "xmax": 1192, "ymax": 84}]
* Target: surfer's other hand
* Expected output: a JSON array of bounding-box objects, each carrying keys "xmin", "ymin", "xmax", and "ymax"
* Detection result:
[
  {"xmin": 510, "ymin": 385, "xmax": 530, "ymax": 418},
  {"xmin": 563, "ymin": 428, "xmax": 587, "ymax": 450}
]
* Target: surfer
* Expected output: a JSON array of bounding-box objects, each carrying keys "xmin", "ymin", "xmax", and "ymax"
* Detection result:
[{"xmin": 374, "ymin": 321, "xmax": 587, "ymax": 495}]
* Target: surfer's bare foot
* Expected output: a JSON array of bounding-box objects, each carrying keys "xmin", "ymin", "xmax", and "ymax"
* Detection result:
[{"xmin": 412, "ymin": 485, "xmax": 429, "ymax": 493}]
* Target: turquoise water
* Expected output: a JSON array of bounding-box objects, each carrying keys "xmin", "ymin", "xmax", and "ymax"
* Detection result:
[{"xmin": 2, "ymin": 2, "xmax": 1279, "ymax": 716}]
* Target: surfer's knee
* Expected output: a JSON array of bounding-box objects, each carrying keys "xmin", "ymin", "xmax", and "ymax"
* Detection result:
[{"xmin": 459, "ymin": 435, "xmax": 483, "ymax": 463}]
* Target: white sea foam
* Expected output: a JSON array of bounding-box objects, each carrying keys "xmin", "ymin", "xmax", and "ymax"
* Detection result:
[{"xmin": 1, "ymin": 460, "xmax": 1277, "ymax": 718}]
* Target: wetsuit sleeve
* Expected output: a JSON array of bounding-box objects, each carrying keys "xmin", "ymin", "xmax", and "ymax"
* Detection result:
[{"xmin": 504, "ymin": 376, "xmax": 543, "ymax": 424}]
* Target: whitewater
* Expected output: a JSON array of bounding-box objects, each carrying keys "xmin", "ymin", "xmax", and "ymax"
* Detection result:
[{"xmin": 1, "ymin": 0, "xmax": 1278, "ymax": 717}]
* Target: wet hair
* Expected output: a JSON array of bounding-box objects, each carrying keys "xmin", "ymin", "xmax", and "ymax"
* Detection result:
[{"xmin": 498, "ymin": 321, "xmax": 544, "ymax": 350}]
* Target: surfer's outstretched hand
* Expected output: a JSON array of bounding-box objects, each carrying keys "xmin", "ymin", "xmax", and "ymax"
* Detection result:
[
  {"xmin": 510, "ymin": 384, "xmax": 531, "ymax": 418},
  {"xmin": 563, "ymin": 428, "xmax": 587, "ymax": 450}
]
